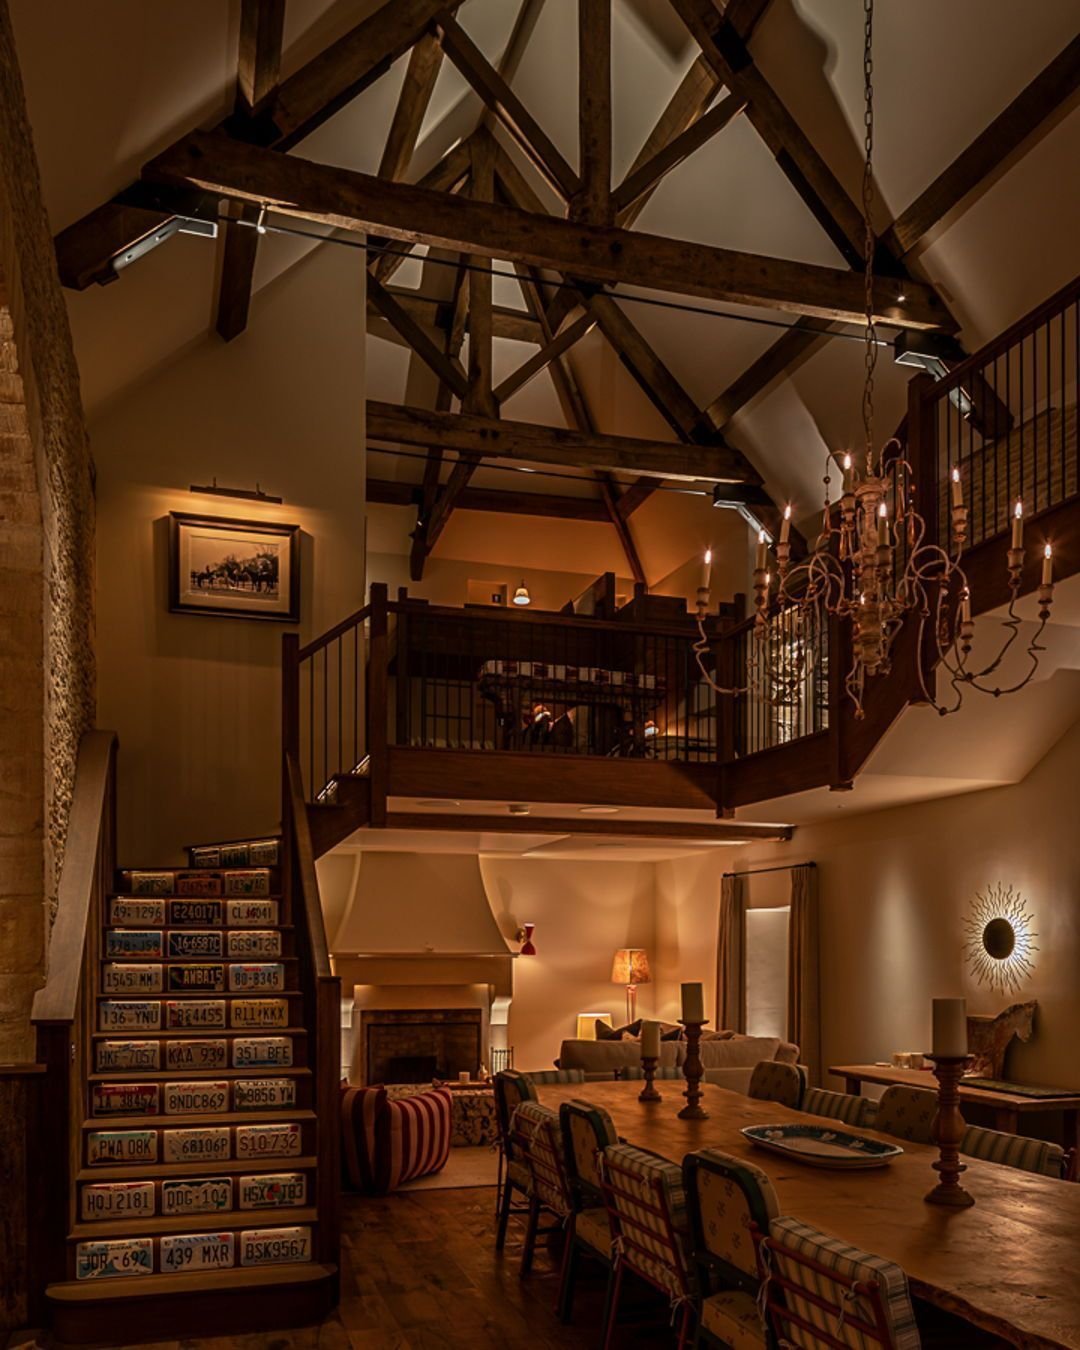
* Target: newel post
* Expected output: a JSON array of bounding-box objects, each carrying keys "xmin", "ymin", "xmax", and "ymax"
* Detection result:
[{"xmin": 368, "ymin": 583, "xmax": 389, "ymax": 827}]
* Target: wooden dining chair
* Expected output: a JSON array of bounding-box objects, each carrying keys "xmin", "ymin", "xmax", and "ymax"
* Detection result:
[
  {"xmin": 558, "ymin": 1099, "xmax": 619, "ymax": 1323},
  {"xmin": 961, "ymin": 1124, "xmax": 1065, "ymax": 1178},
  {"xmin": 523, "ymin": 1068, "xmax": 588, "ymax": 1085},
  {"xmin": 683, "ymin": 1148, "xmax": 779, "ymax": 1349},
  {"xmin": 757, "ymin": 1216, "xmax": 922, "ymax": 1349},
  {"xmin": 802, "ymin": 1086, "xmax": 876, "ymax": 1128},
  {"xmin": 748, "ymin": 1060, "xmax": 807, "ymax": 1109},
  {"xmin": 601, "ymin": 1142, "xmax": 695, "ymax": 1349},
  {"xmin": 617, "ymin": 1065, "xmax": 684, "ymax": 1081},
  {"xmin": 512, "ymin": 1100, "xmax": 574, "ymax": 1278},
  {"xmin": 874, "ymin": 1085, "xmax": 937, "ymax": 1145},
  {"xmin": 493, "ymin": 1069, "xmax": 538, "ymax": 1250}
]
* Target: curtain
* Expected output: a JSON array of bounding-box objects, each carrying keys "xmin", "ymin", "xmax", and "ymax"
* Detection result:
[
  {"xmin": 716, "ymin": 874, "xmax": 747, "ymax": 1032},
  {"xmin": 788, "ymin": 863, "xmax": 821, "ymax": 1086}
]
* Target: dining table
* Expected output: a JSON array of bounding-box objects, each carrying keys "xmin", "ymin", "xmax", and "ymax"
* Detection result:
[{"xmin": 536, "ymin": 1078, "xmax": 1080, "ymax": 1350}]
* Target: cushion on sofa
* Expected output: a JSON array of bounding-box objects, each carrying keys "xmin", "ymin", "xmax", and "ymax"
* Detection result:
[{"xmin": 596, "ymin": 1019, "xmax": 641, "ymax": 1040}]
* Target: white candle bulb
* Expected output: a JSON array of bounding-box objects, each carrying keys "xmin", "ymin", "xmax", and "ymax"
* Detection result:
[
  {"xmin": 961, "ymin": 589, "xmax": 971, "ymax": 624},
  {"xmin": 755, "ymin": 529, "xmax": 767, "ymax": 572},
  {"xmin": 1012, "ymin": 499, "xmax": 1024, "ymax": 549},
  {"xmin": 842, "ymin": 453, "xmax": 854, "ymax": 494},
  {"xmin": 950, "ymin": 466, "xmax": 963, "ymax": 508},
  {"xmin": 877, "ymin": 501, "xmax": 889, "ymax": 546},
  {"xmin": 701, "ymin": 547, "xmax": 713, "ymax": 593},
  {"xmin": 780, "ymin": 504, "xmax": 792, "ymax": 545},
  {"xmin": 1042, "ymin": 542, "xmax": 1053, "ymax": 586}
]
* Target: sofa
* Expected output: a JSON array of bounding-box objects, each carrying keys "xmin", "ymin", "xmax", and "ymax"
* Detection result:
[{"xmin": 557, "ymin": 1032, "xmax": 800, "ymax": 1094}]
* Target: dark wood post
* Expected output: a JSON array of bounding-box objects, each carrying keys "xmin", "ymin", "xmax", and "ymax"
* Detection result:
[
  {"xmin": 368, "ymin": 583, "xmax": 389, "ymax": 827},
  {"xmin": 716, "ymin": 626, "xmax": 736, "ymax": 818}
]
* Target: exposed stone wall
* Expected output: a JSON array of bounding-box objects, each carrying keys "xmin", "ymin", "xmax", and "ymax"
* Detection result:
[{"xmin": 0, "ymin": 0, "xmax": 95, "ymax": 1057}]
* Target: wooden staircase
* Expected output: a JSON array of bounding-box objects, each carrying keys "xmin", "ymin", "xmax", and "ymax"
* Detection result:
[{"xmin": 33, "ymin": 738, "xmax": 340, "ymax": 1344}]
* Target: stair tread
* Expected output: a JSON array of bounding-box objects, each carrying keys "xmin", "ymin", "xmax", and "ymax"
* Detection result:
[
  {"xmin": 100, "ymin": 955, "xmax": 296, "ymax": 962},
  {"xmin": 78, "ymin": 1155, "xmax": 318, "ymax": 1182},
  {"xmin": 46, "ymin": 1261, "xmax": 336, "ymax": 1302},
  {"xmin": 96, "ymin": 989, "xmax": 302, "ymax": 998},
  {"xmin": 82, "ymin": 1108, "xmax": 315, "ymax": 1129},
  {"xmin": 91, "ymin": 1026, "xmax": 308, "ymax": 1039},
  {"xmin": 88, "ymin": 1067, "xmax": 311, "ymax": 1082},
  {"xmin": 69, "ymin": 1207, "xmax": 317, "ymax": 1239}
]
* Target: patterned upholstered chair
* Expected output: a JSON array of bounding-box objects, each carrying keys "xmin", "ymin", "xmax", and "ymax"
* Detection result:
[
  {"xmin": 748, "ymin": 1060, "xmax": 807, "ymax": 1110},
  {"xmin": 340, "ymin": 1084, "xmax": 452, "ymax": 1195},
  {"xmin": 494, "ymin": 1070, "xmax": 538, "ymax": 1249},
  {"xmin": 802, "ymin": 1086, "xmax": 875, "ymax": 1129},
  {"xmin": 961, "ymin": 1124, "xmax": 1065, "ymax": 1178},
  {"xmin": 616, "ymin": 1065, "xmax": 685, "ymax": 1081},
  {"xmin": 512, "ymin": 1100, "xmax": 574, "ymax": 1278},
  {"xmin": 558, "ymin": 1099, "xmax": 619, "ymax": 1323},
  {"xmin": 523, "ymin": 1068, "xmax": 588, "ymax": 1085},
  {"xmin": 758, "ymin": 1216, "xmax": 922, "ymax": 1349},
  {"xmin": 684, "ymin": 1148, "xmax": 779, "ymax": 1349},
  {"xmin": 875, "ymin": 1085, "xmax": 937, "ymax": 1145},
  {"xmin": 601, "ymin": 1143, "xmax": 695, "ymax": 1349}
]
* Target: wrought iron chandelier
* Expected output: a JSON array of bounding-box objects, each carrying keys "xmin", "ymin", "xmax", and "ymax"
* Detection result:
[{"xmin": 696, "ymin": 0, "xmax": 1055, "ymax": 721}]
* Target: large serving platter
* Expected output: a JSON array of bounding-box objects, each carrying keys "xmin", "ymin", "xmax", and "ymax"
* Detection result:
[{"xmin": 742, "ymin": 1123, "xmax": 904, "ymax": 1169}]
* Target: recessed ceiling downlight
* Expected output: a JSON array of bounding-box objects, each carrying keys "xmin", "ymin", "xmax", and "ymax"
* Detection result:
[
  {"xmin": 416, "ymin": 799, "xmax": 461, "ymax": 808},
  {"xmin": 508, "ymin": 803, "xmax": 531, "ymax": 816},
  {"xmin": 579, "ymin": 806, "xmax": 620, "ymax": 815}
]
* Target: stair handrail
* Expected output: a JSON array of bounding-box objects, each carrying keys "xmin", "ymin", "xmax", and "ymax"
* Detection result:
[
  {"xmin": 284, "ymin": 751, "xmax": 332, "ymax": 978},
  {"xmin": 31, "ymin": 729, "xmax": 117, "ymax": 1027},
  {"xmin": 297, "ymin": 602, "xmax": 371, "ymax": 661}
]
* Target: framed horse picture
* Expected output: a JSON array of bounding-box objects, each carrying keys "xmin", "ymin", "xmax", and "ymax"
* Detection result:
[{"xmin": 168, "ymin": 512, "xmax": 300, "ymax": 622}]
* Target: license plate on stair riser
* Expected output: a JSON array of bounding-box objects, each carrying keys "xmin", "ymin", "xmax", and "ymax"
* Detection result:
[
  {"xmin": 103, "ymin": 964, "xmax": 162, "ymax": 994},
  {"xmin": 164, "ymin": 1081, "xmax": 230, "ymax": 1115},
  {"xmin": 162, "ymin": 1178, "xmax": 233, "ymax": 1215},
  {"xmin": 227, "ymin": 899, "xmax": 279, "ymax": 926},
  {"xmin": 169, "ymin": 963, "xmax": 225, "ymax": 993},
  {"xmin": 167, "ymin": 930, "xmax": 223, "ymax": 958},
  {"xmin": 76, "ymin": 1237, "xmax": 154, "ymax": 1280},
  {"xmin": 128, "ymin": 872, "xmax": 173, "ymax": 896},
  {"xmin": 96, "ymin": 1041, "xmax": 161, "ymax": 1072},
  {"xmin": 105, "ymin": 930, "xmax": 164, "ymax": 957},
  {"xmin": 236, "ymin": 1124, "xmax": 301, "ymax": 1159},
  {"xmin": 231, "ymin": 1000, "xmax": 288, "ymax": 1029},
  {"xmin": 92, "ymin": 1083, "xmax": 160, "ymax": 1116},
  {"xmin": 224, "ymin": 870, "xmax": 271, "ymax": 897},
  {"xmin": 161, "ymin": 1232, "xmax": 235, "ymax": 1272},
  {"xmin": 238, "ymin": 1172, "xmax": 306, "ymax": 1209},
  {"xmin": 169, "ymin": 900, "xmax": 224, "ymax": 926},
  {"xmin": 227, "ymin": 930, "xmax": 281, "ymax": 957},
  {"xmin": 99, "ymin": 1001, "xmax": 161, "ymax": 1031},
  {"xmin": 87, "ymin": 1130, "xmax": 158, "ymax": 1165},
  {"xmin": 233, "ymin": 1036, "xmax": 293, "ymax": 1067},
  {"xmin": 240, "ymin": 1226, "xmax": 311, "ymax": 1266},
  {"xmin": 165, "ymin": 999, "xmax": 226, "ymax": 1029},
  {"xmin": 81, "ymin": 1181, "xmax": 156, "ymax": 1221},
  {"xmin": 164, "ymin": 1127, "xmax": 231, "ymax": 1163},
  {"xmin": 234, "ymin": 1079, "xmax": 296, "ymax": 1110},
  {"xmin": 229, "ymin": 964, "xmax": 284, "ymax": 993},
  {"xmin": 110, "ymin": 898, "xmax": 165, "ymax": 926},
  {"xmin": 175, "ymin": 873, "xmax": 223, "ymax": 896},
  {"xmin": 166, "ymin": 1039, "xmax": 227, "ymax": 1071}
]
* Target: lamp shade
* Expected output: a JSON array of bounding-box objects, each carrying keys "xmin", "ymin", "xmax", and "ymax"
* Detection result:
[
  {"xmin": 611, "ymin": 948, "xmax": 651, "ymax": 986},
  {"xmin": 576, "ymin": 1012, "xmax": 613, "ymax": 1040}
]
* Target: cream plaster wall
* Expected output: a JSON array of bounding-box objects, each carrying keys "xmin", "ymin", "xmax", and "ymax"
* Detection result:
[
  {"xmin": 654, "ymin": 716, "xmax": 1080, "ymax": 1092},
  {"xmin": 92, "ymin": 245, "xmax": 366, "ymax": 863}
]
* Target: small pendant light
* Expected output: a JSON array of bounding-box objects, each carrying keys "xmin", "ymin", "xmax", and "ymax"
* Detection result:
[{"xmin": 512, "ymin": 580, "xmax": 531, "ymax": 606}]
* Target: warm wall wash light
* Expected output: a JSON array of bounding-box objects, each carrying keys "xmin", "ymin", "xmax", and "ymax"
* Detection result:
[
  {"xmin": 513, "ymin": 581, "xmax": 531, "ymax": 606},
  {"xmin": 691, "ymin": 0, "xmax": 1055, "ymax": 719},
  {"xmin": 516, "ymin": 922, "xmax": 536, "ymax": 956},
  {"xmin": 964, "ymin": 884, "xmax": 1038, "ymax": 994}
]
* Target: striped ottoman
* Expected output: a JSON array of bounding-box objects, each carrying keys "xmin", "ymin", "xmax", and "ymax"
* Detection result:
[{"xmin": 341, "ymin": 1084, "xmax": 453, "ymax": 1194}]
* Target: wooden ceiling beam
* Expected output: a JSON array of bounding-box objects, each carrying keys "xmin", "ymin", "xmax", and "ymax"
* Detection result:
[
  {"xmin": 492, "ymin": 312, "xmax": 596, "ymax": 405},
  {"xmin": 721, "ymin": 0, "xmax": 774, "ymax": 42},
  {"xmin": 367, "ymin": 138, "xmax": 472, "ymax": 285},
  {"xmin": 886, "ymin": 34, "xmax": 1080, "ymax": 258},
  {"xmin": 369, "ymin": 477, "xmax": 612, "ymax": 522},
  {"xmin": 707, "ymin": 316, "xmax": 843, "ymax": 428},
  {"xmin": 616, "ymin": 478, "xmax": 660, "ymax": 518},
  {"xmin": 573, "ymin": 0, "xmax": 614, "ymax": 226},
  {"xmin": 55, "ymin": 0, "xmax": 460, "ymax": 289},
  {"xmin": 367, "ymin": 400, "xmax": 757, "ymax": 482},
  {"xmin": 597, "ymin": 473, "xmax": 647, "ymax": 587},
  {"xmin": 144, "ymin": 131, "xmax": 952, "ymax": 329},
  {"xmin": 367, "ymin": 274, "xmax": 469, "ymax": 399},
  {"xmin": 382, "ymin": 812, "xmax": 794, "ymax": 841},
  {"xmin": 377, "ymin": 32, "xmax": 445, "ymax": 184}
]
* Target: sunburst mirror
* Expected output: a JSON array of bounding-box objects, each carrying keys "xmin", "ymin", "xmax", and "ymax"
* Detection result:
[{"xmin": 963, "ymin": 884, "xmax": 1038, "ymax": 994}]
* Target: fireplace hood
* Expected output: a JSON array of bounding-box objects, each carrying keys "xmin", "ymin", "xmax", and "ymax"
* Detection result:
[{"xmin": 331, "ymin": 852, "xmax": 514, "ymax": 956}]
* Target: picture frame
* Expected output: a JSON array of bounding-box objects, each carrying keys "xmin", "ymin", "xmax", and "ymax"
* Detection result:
[{"xmin": 168, "ymin": 512, "xmax": 300, "ymax": 623}]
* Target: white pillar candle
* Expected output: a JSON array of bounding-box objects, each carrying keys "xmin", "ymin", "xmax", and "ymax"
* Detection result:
[
  {"xmin": 680, "ymin": 982, "xmax": 705, "ymax": 1023},
  {"xmin": 842, "ymin": 453, "xmax": 854, "ymax": 494},
  {"xmin": 877, "ymin": 502, "xmax": 889, "ymax": 546},
  {"xmin": 1042, "ymin": 543, "xmax": 1053, "ymax": 585},
  {"xmin": 640, "ymin": 1020, "xmax": 661, "ymax": 1058},
  {"xmin": 458, "ymin": 1070, "xmax": 470, "ymax": 1084},
  {"xmin": 701, "ymin": 547, "xmax": 712, "ymax": 593},
  {"xmin": 1012, "ymin": 500, "xmax": 1024, "ymax": 549},
  {"xmin": 755, "ymin": 530, "xmax": 767, "ymax": 572},
  {"xmin": 931, "ymin": 998, "xmax": 967, "ymax": 1058},
  {"xmin": 780, "ymin": 505, "xmax": 792, "ymax": 545},
  {"xmin": 950, "ymin": 466, "xmax": 963, "ymax": 508}
]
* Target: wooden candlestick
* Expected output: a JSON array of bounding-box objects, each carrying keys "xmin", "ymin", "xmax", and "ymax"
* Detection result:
[
  {"xmin": 678, "ymin": 1020, "xmax": 709, "ymax": 1120},
  {"xmin": 638, "ymin": 1056, "xmax": 661, "ymax": 1102},
  {"xmin": 925, "ymin": 1053, "xmax": 975, "ymax": 1208}
]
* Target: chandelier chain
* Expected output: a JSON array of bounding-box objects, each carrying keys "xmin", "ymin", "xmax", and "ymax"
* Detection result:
[{"xmin": 862, "ymin": 0, "xmax": 877, "ymax": 472}]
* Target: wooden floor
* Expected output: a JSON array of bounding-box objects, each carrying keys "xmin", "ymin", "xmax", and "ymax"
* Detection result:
[{"xmin": 21, "ymin": 1188, "xmax": 672, "ymax": 1350}]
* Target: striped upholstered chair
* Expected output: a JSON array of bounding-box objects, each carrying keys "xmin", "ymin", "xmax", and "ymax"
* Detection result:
[
  {"xmin": 961, "ymin": 1124, "xmax": 1065, "ymax": 1178},
  {"xmin": 617, "ymin": 1065, "xmax": 685, "ymax": 1081},
  {"xmin": 340, "ymin": 1084, "xmax": 452, "ymax": 1195},
  {"xmin": 684, "ymin": 1148, "xmax": 778, "ymax": 1349},
  {"xmin": 748, "ymin": 1060, "xmax": 807, "ymax": 1110},
  {"xmin": 558, "ymin": 1099, "xmax": 618, "ymax": 1323},
  {"xmin": 523, "ymin": 1068, "xmax": 588, "ymax": 1086},
  {"xmin": 759, "ymin": 1216, "xmax": 922, "ymax": 1349},
  {"xmin": 494, "ymin": 1070, "xmax": 538, "ymax": 1249},
  {"xmin": 802, "ymin": 1086, "xmax": 876, "ymax": 1129},
  {"xmin": 875, "ymin": 1085, "xmax": 937, "ymax": 1145},
  {"xmin": 512, "ymin": 1100, "xmax": 574, "ymax": 1278},
  {"xmin": 601, "ymin": 1143, "xmax": 695, "ymax": 1349}
]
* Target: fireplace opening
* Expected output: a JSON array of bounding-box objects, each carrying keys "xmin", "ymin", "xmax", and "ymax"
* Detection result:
[{"xmin": 362, "ymin": 1008, "xmax": 483, "ymax": 1085}]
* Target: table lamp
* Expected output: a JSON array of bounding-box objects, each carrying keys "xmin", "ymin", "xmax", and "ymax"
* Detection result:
[{"xmin": 611, "ymin": 948, "xmax": 651, "ymax": 1024}]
